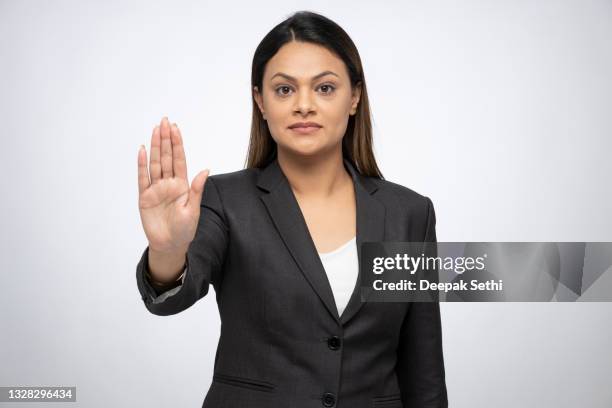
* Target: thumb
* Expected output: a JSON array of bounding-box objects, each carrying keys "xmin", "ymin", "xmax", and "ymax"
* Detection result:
[{"xmin": 188, "ymin": 169, "xmax": 210, "ymax": 210}]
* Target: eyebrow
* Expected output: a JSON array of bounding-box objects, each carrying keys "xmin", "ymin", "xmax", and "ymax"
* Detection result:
[{"xmin": 270, "ymin": 70, "xmax": 339, "ymax": 82}]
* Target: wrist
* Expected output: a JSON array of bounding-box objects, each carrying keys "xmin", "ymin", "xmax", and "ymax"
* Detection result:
[{"xmin": 147, "ymin": 245, "xmax": 189, "ymax": 285}]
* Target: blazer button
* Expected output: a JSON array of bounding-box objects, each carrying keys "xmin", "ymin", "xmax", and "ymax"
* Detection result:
[
  {"xmin": 322, "ymin": 392, "xmax": 336, "ymax": 407},
  {"xmin": 327, "ymin": 336, "xmax": 341, "ymax": 350}
]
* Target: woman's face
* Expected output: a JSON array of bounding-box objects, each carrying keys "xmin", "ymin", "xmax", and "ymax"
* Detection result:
[{"xmin": 253, "ymin": 41, "xmax": 361, "ymax": 159}]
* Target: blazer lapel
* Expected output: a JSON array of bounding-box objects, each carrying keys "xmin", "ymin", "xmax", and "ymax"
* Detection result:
[
  {"xmin": 256, "ymin": 157, "xmax": 386, "ymax": 326},
  {"xmin": 340, "ymin": 158, "xmax": 385, "ymax": 325}
]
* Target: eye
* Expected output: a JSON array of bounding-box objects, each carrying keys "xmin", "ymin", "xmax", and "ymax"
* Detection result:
[
  {"xmin": 275, "ymin": 85, "xmax": 293, "ymax": 97},
  {"xmin": 318, "ymin": 84, "xmax": 336, "ymax": 95}
]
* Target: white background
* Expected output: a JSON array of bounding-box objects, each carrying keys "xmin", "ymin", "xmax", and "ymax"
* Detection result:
[{"xmin": 1, "ymin": 0, "xmax": 611, "ymax": 407}]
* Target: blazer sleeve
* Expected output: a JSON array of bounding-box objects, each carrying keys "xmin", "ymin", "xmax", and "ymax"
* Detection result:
[
  {"xmin": 136, "ymin": 177, "xmax": 229, "ymax": 316},
  {"xmin": 145, "ymin": 267, "xmax": 186, "ymax": 303},
  {"xmin": 395, "ymin": 197, "xmax": 448, "ymax": 407}
]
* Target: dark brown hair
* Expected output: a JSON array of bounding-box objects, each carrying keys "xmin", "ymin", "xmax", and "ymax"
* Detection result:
[{"xmin": 244, "ymin": 10, "xmax": 384, "ymax": 179}]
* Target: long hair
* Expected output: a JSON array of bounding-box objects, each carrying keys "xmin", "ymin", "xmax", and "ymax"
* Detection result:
[{"xmin": 244, "ymin": 10, "xmax": 384, "ymax": 179}]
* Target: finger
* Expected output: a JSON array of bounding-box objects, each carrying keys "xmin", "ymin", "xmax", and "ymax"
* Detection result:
[
  {"xmin": 171, "ymin": 123, "xmax": 188, "ymax": 180},
  {"xmin": 160, "ymin": 116, "xmax": 173, "ymax": 178},
  {"xmin": 188, "ymin": 169, "xmax": 210, "ymax": 210},
  {"xmin": 150, "ymin": 125, "xmax": 161, "ymax": 183},
  {"xmin": 138, "ymin": 145, "xmax": 151, "ymax": 194}
]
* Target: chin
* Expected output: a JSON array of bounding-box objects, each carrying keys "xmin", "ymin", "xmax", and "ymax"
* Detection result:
[
  {"xmin": 280, "ymin": 136, "xmax": 321, "ymax": 151},
  {"xmin": 290, "ymin": 147, "xmax": 324, "ymax": 158},
  {"xmin": 279, "ymin": 142, "xmax": 326, "ymax": 158}
]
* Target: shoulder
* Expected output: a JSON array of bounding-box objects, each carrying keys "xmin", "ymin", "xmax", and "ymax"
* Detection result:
[
  {"xmin": 370, "ymin": 177, "xmax": 432, "ymax": 206},
  {"xmin": 205, "ymin": 167, "xmax": 259, "ymax": 191},
  {"xmin": 368, "ymin": 177, "xmax": 436, "ymax": 240},
  {"xmin": 199, "ymin": 168, "xmax": 263, "ymax": 219},
  {"xmin": 368, "ymin": 177, "xmax": 434, "ymax": 217}
]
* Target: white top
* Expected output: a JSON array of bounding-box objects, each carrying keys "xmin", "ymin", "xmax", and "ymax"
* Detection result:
[{"xmin": 317, "ymin": 236, "xmax": 359, "ymax": 317}]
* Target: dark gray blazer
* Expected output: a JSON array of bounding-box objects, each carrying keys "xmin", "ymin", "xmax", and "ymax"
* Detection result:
[{"xmin": 136, "ymin": 157, "xmax": 448, "ymax": 408}]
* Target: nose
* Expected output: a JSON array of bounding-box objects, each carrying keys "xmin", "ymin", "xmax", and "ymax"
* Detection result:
[{"xmin": 294, "ymin": 89, "xmax": 315, "ymax": 115}]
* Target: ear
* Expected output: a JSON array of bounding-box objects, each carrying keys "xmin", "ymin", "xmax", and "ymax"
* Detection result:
[
  {"xmin": 350, "ymin": 81, "xmax": 362, "ymax": 116},
  {"xmin": 253, "ymin": 86, "xmax": 265, "ymax": 117}
]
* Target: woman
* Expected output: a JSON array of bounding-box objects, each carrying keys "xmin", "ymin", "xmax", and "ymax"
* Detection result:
[{"xmin": 136, "ymin": 11, "xmax": 447, "ymax": 408}]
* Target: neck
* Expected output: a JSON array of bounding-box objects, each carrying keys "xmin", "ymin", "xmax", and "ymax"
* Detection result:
[{"xmin": 277, "ymin": 147, "xmax": 352, "ymax": 199}]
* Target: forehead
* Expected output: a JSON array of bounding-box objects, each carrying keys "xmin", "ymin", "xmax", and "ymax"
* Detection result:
[{"xmin": 264, "ymin": 41, "xmax": 348, "ymax": 81}]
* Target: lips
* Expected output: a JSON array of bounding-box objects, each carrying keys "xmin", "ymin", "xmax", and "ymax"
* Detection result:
[
  {"xmin": 289, "ymin": 123, "xmax": 322, "ymax": 135},
  {"xmin": 288, "ymin": 122, "xmax": 322, "ymax": 129}
]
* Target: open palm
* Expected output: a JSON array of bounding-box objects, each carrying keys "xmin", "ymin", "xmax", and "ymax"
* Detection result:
[{"xmin": 137, "ymin": 117, "xmax": 209, "ymax": 253}]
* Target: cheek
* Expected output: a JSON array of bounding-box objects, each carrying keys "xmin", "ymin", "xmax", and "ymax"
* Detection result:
[
  {"xmin": 325, "ymin": 110, "xmax": 351, "ymax": 139},
  {"xmin": 267, "ymin": 105, "xmax": 293, "ymax": 126},
  {"xmin": 263, "ymin": 103, "xmax": 287, "ymax": 136},
  {"xmin": 323, "ymin": 97, "xmax": 351, "ymax": 123}
]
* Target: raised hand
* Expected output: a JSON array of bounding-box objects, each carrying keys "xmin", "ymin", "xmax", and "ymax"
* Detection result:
[{"xmin": 138, "ymin": 117, "xmax": 210, "ymax": 256}]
